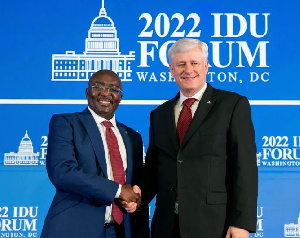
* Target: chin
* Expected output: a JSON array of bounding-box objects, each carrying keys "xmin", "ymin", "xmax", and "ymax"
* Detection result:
[{"xmin": 183, "ymin": 88, "xmax": 197, "ymax": 96}]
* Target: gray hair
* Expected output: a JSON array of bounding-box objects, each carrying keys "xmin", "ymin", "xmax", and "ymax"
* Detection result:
[{"xmin": 168, "ymin": 38, "xmax": 208, "ymax": 63}]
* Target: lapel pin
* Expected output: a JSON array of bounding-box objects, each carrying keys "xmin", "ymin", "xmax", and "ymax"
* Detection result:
[
  {"xmin": 207, "ymin": 101, "xmax": 211, "ymax": 104},
  {"xmin": 125, "ymin": 131, "xmax": 128, "ymax": 134}
]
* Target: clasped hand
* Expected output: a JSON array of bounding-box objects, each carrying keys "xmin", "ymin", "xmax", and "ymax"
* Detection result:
[{"xmin": 119, "ymin": 185, "xmax": 141, "ymax": 213}]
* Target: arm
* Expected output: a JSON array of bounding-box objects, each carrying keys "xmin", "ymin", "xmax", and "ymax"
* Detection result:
[
  {"xmin": 121, "ymin": 130, "xmax": 144, "ymax": 212},
  {"xmin": 138, "ymin": 110, "xmax": 159, "ymax": 205},
  {"xmin": 46, "ymin": 114, "xmax": 137, "ymax": 205},
  {"xmin": 226, "ymin": 96, "xmax": 258, "ymax": 233},
  {"xmin": 123, "ymin": 110, "xmax": 159, "ymax": 211}
]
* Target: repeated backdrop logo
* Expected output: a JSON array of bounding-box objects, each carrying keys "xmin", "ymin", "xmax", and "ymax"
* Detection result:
[
  {"xmin": 250, "ymin": 209, "xmax": 300, "ymax": 237},
  {"xmin": 250, "ymin": 206, "xmax": 264, "ymax": 238},
  {"xmin": 51, "ymin": 0, "xmax": 135, "ymax": 82},
  {"xmin": 135, "ymin": 13, "xmax": 269, "ymax": 84},
  {"xmin": 256, "ymin": 136, "xmax": 300, "ymax": 170},
  {"xmin": 284, "ymin": 213, "xmax": 300, "ymax": 237},
  {"xmin": 0, "ymin": 206, "xmax": 38, "ymax": 238},
  {"xmin": 50, "ymin": 0, "xmax": 270, "ymax": 85},
  {"xmin": 3, "ymin": 131, "xmax": 47, "ymax": 167}
]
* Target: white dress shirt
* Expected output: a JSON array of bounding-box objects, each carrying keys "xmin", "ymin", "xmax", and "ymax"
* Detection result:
[
  {"xmin": 88, "ymin": 107, "xmax": 127, "ymax": 223},
  {"xmin": 174, "ymin": 83, "xmax": 208, "ymax": 125}
]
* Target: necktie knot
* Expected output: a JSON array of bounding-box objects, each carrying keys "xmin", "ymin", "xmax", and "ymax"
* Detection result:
[
  {"xmin": 102, "ymin": 120, "xmax": 113, "ymax": 128},
  {"xmin": 177, "ymin": 98, "xmax": 197, "ymax": 145},
  {"xmin": 183, "ymin": 98, "xmax": 196, "ymax": 108}
]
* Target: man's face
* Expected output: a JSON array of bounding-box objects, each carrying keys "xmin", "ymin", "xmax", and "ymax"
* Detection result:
[
  {"xmin": 86, "ymin": 72, "xmax": 122, "ymax": 120},
  {"xmin": 169, "ymin": 48, "xmax": 208, "ymax": 97}
]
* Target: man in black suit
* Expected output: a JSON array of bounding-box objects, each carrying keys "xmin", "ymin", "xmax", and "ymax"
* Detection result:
[{"xmin": 139, "ymin": 38, "xmax": 258, "ymax": 238}]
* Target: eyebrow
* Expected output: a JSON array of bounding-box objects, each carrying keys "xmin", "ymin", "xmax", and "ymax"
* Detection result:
[
  {"xmin": 93, "ymin": 82, "xmax": 120, "ymax": 88},
  {"xmin": 177, "ymin": 60, "xmax": 200, "ymax": 63}
]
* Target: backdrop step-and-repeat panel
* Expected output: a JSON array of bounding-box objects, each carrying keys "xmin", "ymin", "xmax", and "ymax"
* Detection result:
[{"xmin": 1, "ymin": 0, "xmax": 299, "ymax": 237}]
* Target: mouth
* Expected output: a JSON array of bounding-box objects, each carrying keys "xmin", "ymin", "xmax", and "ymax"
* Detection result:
[
  {"xmin": 181, "ymin": 75, "xmax": 197, "ymax": 80},
  {"xmin": 97, "ymin": 98, "xmax": 112, "ymax": 106}
]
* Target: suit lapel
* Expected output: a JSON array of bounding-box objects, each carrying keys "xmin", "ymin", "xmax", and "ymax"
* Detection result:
[
  {"xmin": 164, "ymin": 94, "xmax": 180, "ymax": 152},
  {"xmin": 78, "ymin": 108, "xmax": 108, "ymax": 178},
  {"xmin": 117, "ymin": 122, "xmax": 133, "ymax": 184},
  {"xmin": 181, "ymin": 84, "xmax": 216, "ymax": 147}
]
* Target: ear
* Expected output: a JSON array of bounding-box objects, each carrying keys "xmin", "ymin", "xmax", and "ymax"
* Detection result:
[
  {"xmin": 85, "ymin": 88, "xmax": 89, "ymax": 98},
  {"xmin": 204, "ymin": 60, "xmax": 209, "ymax": 73}
]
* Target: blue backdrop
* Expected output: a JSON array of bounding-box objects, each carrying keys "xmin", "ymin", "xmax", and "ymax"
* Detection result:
[{"xmin": 1, "ymin": 0, "xmax": 299, "ymax": 237}]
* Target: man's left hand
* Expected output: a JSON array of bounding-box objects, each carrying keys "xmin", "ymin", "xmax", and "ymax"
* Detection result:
[{"xmin": 225, "ymin": 226, "xmax": 249, "ymax": 238}]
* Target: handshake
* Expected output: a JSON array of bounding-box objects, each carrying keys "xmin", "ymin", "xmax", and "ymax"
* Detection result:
[{"xmin": 119, "ymin": 184, "xmax": 141, "ymax": 213}]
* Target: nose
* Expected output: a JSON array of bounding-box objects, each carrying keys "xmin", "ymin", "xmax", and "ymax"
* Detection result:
[
  {"xmin": 184, "ymin": 63, "xmax": 193, "ymax": 72},
  {"xmin": 99, "ymin": 89, "xmax": 110, "ymax": 96}
]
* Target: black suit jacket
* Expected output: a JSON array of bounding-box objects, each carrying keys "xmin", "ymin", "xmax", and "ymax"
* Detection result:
[{"xmin": 141, "ymin": 84, "xmax": 258, "ymax": 238}]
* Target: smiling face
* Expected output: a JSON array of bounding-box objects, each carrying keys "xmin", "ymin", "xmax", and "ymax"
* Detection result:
[
  {"xmin": 169, "ymin": 48, "xmax": 208, "ymax": 97},
  {"xmin": 86, "ymin": 70, "xmax": 122, "ymax": 120}
]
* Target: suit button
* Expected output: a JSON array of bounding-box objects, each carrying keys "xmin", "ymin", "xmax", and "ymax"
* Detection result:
[
  {"xmin": 170, "ymin": 186, "xmax": 175, "ymax": 191},
  {"xmin": 178, "ymin": 159, "xmax": 183, "ymax": 163}
]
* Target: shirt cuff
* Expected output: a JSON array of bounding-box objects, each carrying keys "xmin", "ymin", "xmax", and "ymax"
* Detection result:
[{"xmin": 115, "ymin": 184, "xmax": 122, "ymax": 198}]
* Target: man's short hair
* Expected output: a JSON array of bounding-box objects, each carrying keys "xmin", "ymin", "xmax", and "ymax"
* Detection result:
[{"xmin": 168, "ymin": 38, "xmax": 208, "ymax": 63}]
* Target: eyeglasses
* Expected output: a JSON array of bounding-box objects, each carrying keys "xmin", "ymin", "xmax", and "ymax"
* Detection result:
[{"xmin": 88, "ymin": 85, "xmax": 122, "ymax": 94}]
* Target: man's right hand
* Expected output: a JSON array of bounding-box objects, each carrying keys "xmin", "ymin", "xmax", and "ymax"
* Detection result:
[
  {"xmin": 120, "ymin": 185, "xmax": 141, "ymax": 213},
  {"xmin": 119, "ymin": 184, "xmax": 141, "ymax": 206}
]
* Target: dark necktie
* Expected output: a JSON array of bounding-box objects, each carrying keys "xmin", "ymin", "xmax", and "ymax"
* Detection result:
[
  {"xmin": 176, "ymin": 98, "xmax": 196, "ymax": 202},
  {"xmin": 177, "ymin": 98, "xmax": 197, "ymax": 145},
  {"xmin": 102, "ymin": 120, "xmax": 125, "ymax": 225}
]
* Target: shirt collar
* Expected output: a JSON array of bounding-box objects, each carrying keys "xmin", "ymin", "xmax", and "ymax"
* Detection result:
[
  {"xmin": 88, "ymin": 107, "xmax": 117, "ymax": 127},
  {"xmin": 179, "ymin": 83, "xmax": 207, "ymax": 106}
]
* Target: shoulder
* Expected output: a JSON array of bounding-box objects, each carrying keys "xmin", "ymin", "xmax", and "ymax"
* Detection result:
[
  {"xmin": 51, "ymin": 108, "xmax": 89, "ymax": 119},
  {"xmin": 151, "ymin": 94, "xmax": 178, "ymax": 115},
  {"xmin": 50, "ymin": 110, "xmax": 87, "ymax": 126},
  {"xmin": 212, "ymin": 85, "xmax": 243, "ymax": 99},
  {"xmin": 211, "ymin": 86, "xmax": 249, "ymax": 106},
  {"xmin": 117, "ymin": 122, "xmax": 142, "ymax": 139},
  {"xmin": 209, "ymin": 87, "xmax": 252, "ymax": 119},
  {"xmin": 50, "ymin": 111, "xmax": 80, "ymax": 120}
]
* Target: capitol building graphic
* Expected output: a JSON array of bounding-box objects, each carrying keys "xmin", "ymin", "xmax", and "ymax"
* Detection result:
[
  {"xmin": 52, "ymin": 0, "xmax": 135, "ymax": 82},
  {"xmin": 4, "ymin": 131, "xmax": 39, "ymax": 166},
  {"xmin": 285, "ymin": 213, "xmax": 300, "ymax": 237}
]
